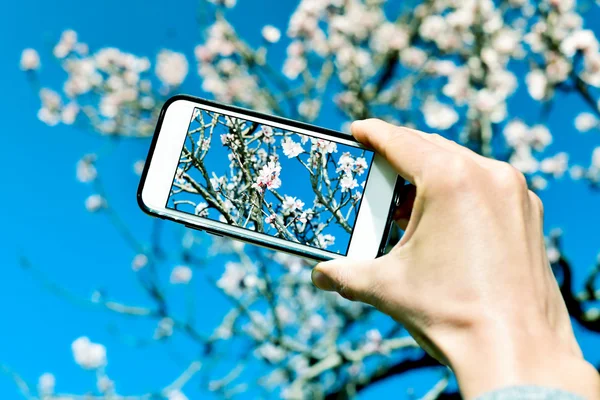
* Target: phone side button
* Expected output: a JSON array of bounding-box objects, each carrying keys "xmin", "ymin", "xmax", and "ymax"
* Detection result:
[{"xmin": 184, "ymin": 224, "xmax": 203, "ymax": 232}]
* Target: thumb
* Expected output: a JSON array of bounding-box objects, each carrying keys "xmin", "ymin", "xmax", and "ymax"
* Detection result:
[{"xmin": 311, "ymin": 257, "xmax": 386, "ymax": 305}]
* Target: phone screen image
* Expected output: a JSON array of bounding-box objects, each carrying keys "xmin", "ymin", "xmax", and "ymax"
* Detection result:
[{"xmin": 166, "ymin": 107, "xmax": 375, "ymax": 256}]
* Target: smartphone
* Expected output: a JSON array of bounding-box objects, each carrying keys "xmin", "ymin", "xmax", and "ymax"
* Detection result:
[{"xmin": 137, "ymin": 95, "xmax": 402, "ymax": 261}]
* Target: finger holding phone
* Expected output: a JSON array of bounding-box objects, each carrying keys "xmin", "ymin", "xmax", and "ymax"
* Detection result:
[{"xmin": 312, "ymin": 119, "xmax": 600, "ymax": 399}]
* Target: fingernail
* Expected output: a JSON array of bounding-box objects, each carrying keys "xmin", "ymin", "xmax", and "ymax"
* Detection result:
[{"xmin": 311, "ymin": 268, "xmax": 336, "ymax": 291}]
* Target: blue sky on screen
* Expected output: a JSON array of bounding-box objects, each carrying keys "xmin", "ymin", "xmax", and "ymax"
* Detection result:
[{"xmin": 167, "ymin": 108, "xmax": 374, "ymax": 255}]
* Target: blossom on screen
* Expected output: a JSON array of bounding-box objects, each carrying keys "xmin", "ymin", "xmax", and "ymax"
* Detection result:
[
  {"xmin": 170, "ymin": 265, "xmax": 193, "ymax": 284},
  {"xmin": 311, "ymin": 139, "xmax": 337, "ymax": 154},
  {"xmin": 131, "ymin": 254, "xmax": 148, "ymax": 271},
  {"xmin": 340, "ymin": 175, "xmax": 359, "ymax": 192},
  {"xmin": 262, "ymin": 25, "xmax": 281, "ymax": 43},
  {"xmin": 317, "ymin": 234, "xmax": 335, "ymax": 249},
  {"xmin": 265, "ymin": 213, "xmax": 278, "ymax": 226},
  {"xmin": 20, "ymin": 48, "xmax": 40, "ymax": 71},
  {"xmin": 252, "ymin": 161, "xmax": 282, "ymax": 193},
  {"xmin": 281, "ymin": 195, "xmax": 304, "ymax": 215},
  {"xmin": 336, "ymin": 152, "xmax": 355, "ymax": 175},
  {"xmin": 194, "ymin": 202, "xmax": 209, "ymax": 217},
  {"xmin": 281, "ymin": 137, "xmax": 304, "ymax": 158},
  {"xmin": 261, "ymin": 126, "xmax": 275, "ymax": 144},
  {"xmin": 354, "ymin": 157, "xmax": 368, "ymax": 175},
  {"xmin": 155, "ymin": 50, "xmax": 188, "ymax": 86},
  {"xmin": 72, "ymin": 336, "xmax": 107, "ymax": 369}
]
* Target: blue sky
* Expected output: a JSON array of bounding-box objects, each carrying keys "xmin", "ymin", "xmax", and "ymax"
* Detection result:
[{"xmin": 0, "ymin": 0, "xmax": 599, "ymax": 399}]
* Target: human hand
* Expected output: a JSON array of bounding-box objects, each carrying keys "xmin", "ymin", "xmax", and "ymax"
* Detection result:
[{"xmin": 311, "ymin": 119, "xmax": 600, "ymax": 399}]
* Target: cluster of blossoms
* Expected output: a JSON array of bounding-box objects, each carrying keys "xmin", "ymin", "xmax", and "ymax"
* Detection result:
[{"xmin": 24, "ymin": 30, "xmax": 187, "ymax": 138}]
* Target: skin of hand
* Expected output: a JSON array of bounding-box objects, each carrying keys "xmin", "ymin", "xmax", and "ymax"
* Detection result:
[{"xmin": 311, "ymin": 119, "xmax": 600, "ymax": 399}]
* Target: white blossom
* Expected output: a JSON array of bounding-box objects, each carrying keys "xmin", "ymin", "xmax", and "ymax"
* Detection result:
[
  {"xmin": 340, "ymin": 175, "xmax": 358, "ymax": 192},
  {"xmin": 422, "ymin": 99, "xmax": 458, "ymax": 130},
  {"xmin": 262, "ymin": 25, "xmax": 281, "ymax": 43},
  {"xmin": 167, "ymin": 389, "xmax": 189, "ymax": 400},
  {"xmin": 255, "ymin": 342, "xmax": 286, "ymax": 363},
  {"xmin": 131, "ymin": 254, "xmax": 148, "ymax": 271},
  {"xmin": 526, "ymin": 70, "xmax": 547, "ymax": 100},
  {"xmin": 85, "ymin": 194, "xmax": 105, "ymax": 212},
  {"xmin": 540, "ymin": 152, "xmax": 569, "ymax": 177},
  {"xmin": 195, "ymin": 202, "xmax": 209, "ymax": 217},
  {"xmin": 281, "ymin": 137, "xmax": 304, "ymax": 158},
  {"xmin": 155, "ymin": 50, "xmax": 188, "ymax": 86},
  {"xmin": 20, "ymin": 48, "xmax": 40, "ymax": 71},
  {"xmin": 574, "ymin": 112, "xmax": 598, "ymax": 132},
  {"xmin": 170, "ymin": 265, "xmax": 193, "ymax": 284},
  {"xmin": 38, "ymin": 373, "xmax": 55, "ymax": 395},
  {"xmin": 217, "ymin": 262, "xmax": 246, "ymax": 297},
  {"xmin": 72, "ymin": 336, "xmax": 107, "ymax": 369},
  {"xmin": 317, "ymin": 234, "xmax": 335, "ymax": 249}
]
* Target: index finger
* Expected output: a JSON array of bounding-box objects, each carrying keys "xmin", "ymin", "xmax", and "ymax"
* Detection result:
[{"xmin": 351, "ymin": 119, "xmax": 443, "ymax": 184}]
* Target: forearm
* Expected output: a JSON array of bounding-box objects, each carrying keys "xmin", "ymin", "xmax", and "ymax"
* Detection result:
[{"xmin": 447, "ymin": 320, "xmax": 600, "ymax": 399}]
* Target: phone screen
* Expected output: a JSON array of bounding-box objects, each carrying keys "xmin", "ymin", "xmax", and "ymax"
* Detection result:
[{"xmin": 166, "ymin": 107, "xmax": 375, "ymax": 256}]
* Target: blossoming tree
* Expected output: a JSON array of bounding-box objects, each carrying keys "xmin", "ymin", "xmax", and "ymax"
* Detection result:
[{"xmin": 13, "ymin": 0, "xmax": 600, "ymax": 399}]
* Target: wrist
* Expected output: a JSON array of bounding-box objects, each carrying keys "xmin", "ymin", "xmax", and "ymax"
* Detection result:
[{"xmin": 443, "ymin": 318, "xmax": 600, "ymax": 399}]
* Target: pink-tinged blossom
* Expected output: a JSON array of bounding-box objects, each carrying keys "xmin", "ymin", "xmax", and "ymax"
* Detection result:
[
  {"xmin": 261, "ymin": 125, "xmax": 275, "ymax": 144},
  {"xmin": 252, "ymin": 161, "xmax": 282, "ymax": 193},
  {"xmin": 72, "ymin": 337, "xmax": 107, "ymax": 369},
  {"xmin": 131, "ymin": 254, "xmax": 148, "ymax": 271},
  {"xmin": 337, "ymin": 152, "xmax": 355, "ymax": 175},
  {"xmin": 170, "ymin": 265, "xmax": 193, "ymax": 284},
  {"xmin": 281, "ymin": 137, "xmax": 304, "ymax": 158},
  {"xmin": 155, "ymin": 50, "xmax": 188, "ymax": 86},
  {"xmin": 340, "ymin": 175, "xmax": 359, "ymax": 192},
  {"xmin": 282, "ymin": 196, "xmax": 304, "ymax": 215},
  {"xmin": 20, "ymin": 48, "xmax": 40, "ymax": 71},
  {"xmin": 265, "ymin": 213, "xmax": 278, "ymax": 226},
  {"xmin": 311, "ymin": 139, "xmax": 337, "ymax": 154},
  {"xmin": 354, "ymin": 157, "xmax": 368, "ymax": 175}
]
